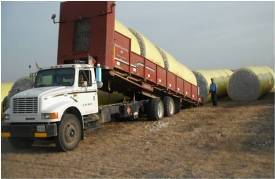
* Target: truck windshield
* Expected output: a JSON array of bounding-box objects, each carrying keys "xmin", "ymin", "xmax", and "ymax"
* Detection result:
[{"xmin": 34, "ymin": 68, "xmax": 75, "ymax": 88}]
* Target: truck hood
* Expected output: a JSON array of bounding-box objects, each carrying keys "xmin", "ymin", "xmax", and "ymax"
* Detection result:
[{"xmin": 12, "ymin": 86, "xmax": 72, "ymax": 99}]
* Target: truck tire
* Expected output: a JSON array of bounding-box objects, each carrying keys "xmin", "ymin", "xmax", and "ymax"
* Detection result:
[
  {"xmin": 163, "ymin": 96, "xmax": 175, "ymax": 117},
  {"xmin": 148, "ymin": 98, "xmax": 164, "ymax": 120},
  {"xmin": 56, "ymin": 113, "xmax": 81, "ymax": 151},
  {"xmin": 9, "ymin": 138, "xmax": 33, "ymax": 149}
]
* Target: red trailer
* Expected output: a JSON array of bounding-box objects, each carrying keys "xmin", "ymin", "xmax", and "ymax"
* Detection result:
[{"xmin": 57, "ymin": 1, "xmax": 201, "ymax": 106}]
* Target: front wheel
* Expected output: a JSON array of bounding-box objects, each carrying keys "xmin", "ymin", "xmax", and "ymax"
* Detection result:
[{"xmin": 56, "ymin": 113, "xmax": 81, "ymax": 151}]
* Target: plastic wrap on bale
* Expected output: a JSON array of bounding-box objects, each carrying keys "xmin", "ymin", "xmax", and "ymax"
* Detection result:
[
  {"xmin": 227, "ymin": 66, "xmax": 274, "ymax": 101},
  {"xmin": 1, "ymin": 82, "xmax": 13, "ymax": 102},
  {"xmin": 193, "ymin": 69, "xmax": 233, "ymax": 103},
  {"xmin": 115, "ymin": 20, "xmax": 197, "ymax": 86}
]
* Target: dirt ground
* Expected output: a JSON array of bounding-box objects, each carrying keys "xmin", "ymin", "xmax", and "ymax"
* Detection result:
[{"xmin": 1, "ymin": 92, "xmax": 274, "ymax": 178}]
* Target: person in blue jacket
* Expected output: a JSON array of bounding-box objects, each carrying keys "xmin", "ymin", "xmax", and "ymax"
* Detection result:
[{"xmin": 209, "ymin": 78, "xmax": 218, "ymax": 106}]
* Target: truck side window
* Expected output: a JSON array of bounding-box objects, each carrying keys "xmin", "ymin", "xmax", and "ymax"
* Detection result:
[{"xmin": 79, "ymin": 70, "xmax": 92, "ymax": 87}]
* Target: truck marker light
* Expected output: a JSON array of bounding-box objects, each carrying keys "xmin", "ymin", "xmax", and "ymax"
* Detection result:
[
  {"xmin": 42, "ymin": 112, "xmax": 58, "ymax": 119},
  {"xmin": 49, "ymin": 112, "xmax": 58, "ymax": 119},
  {"xmin": 1, "ymin": 132, "xmax": 11, "ymax": 138},
  {"xmin": 34, "ymin": 132, "xmax": 47, "ymax": 138}
]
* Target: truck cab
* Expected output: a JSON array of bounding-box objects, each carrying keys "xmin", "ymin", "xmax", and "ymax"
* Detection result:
[{"xmin": 2, "ymin": 64, "xmax": 101, "ymax": 151}]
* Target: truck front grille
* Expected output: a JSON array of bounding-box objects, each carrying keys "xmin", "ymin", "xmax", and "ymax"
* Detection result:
[{"xmin": 13, "ymin": 97, "xmax": 38, "ymax": 113}]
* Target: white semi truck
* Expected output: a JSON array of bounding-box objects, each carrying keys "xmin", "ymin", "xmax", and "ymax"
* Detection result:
[{"xmin": 2, "ymin": 64, "xmax": 147, "ymax": 151}]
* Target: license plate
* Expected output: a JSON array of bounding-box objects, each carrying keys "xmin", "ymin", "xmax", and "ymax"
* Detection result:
[{"xmin": 37, "ymin": 125, "xmax": 45, "ymax": 132}]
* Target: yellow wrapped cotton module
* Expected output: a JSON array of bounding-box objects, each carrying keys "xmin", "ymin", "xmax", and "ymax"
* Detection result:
[
  {"xmin": 1, "ymin": 82, "xmax": 13, "ymax": 102},
  {"xmin": 127, "ymin": 26, "xmax": 165, "ymax": 68},
  {"xmin": 115, "ymin": 20, "xmax": 197, "ymax": 86},
  {"xmin": 163, "ymin": 49, "xmax": 197, "ymax": 85},
  {"xmin": 193, "ymin": 69, "xmax": 233, "ymax": 103},
  {"xmin": 115, "ymin": 20, "xmax": 141, "ymax": 55},
  {"xmin": 263, "ymin": 66, "xmax": 275, "ymax": 88},
  {"xmin": 227, "ymin": 66, "xmax": 274, "ymax": 101}
]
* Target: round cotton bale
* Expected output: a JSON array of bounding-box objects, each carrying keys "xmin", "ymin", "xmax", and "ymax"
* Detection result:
[
  {"xmin": 9, "ymin": 77, "xmax": 34, "ymax": 98},
  {"xmin": 1, "ymin": 82, "xmax": 14, "ymax": 114},
  {"xmin": 1, "ymin": 82, "xmax": 13, "ymax": 102},
  {"xmin": 227, "ymin": 66, "xmax": 274, "ymax": 101},
  {"xmin": 1, "ymin": 77, "xmax": 34, "ymax": 113},
  {"xmin": 193, "ymin": 69, "xmax": 233, "ymax": 103},
  {"xmin": 263, "ymin": 66, "xmax": 275, "ymax": 89}
]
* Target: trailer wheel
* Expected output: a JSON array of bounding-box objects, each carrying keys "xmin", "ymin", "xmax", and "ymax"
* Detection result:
[
  {"xmin": 163, "ymin": 96, "xmax": 175, "ymax": 117},
  {"xmin": 9, "ymin": 138, "xmax": 33, "ymax": 149},
  {"xmin": 148, "ymin": 98, "xmax": 164, "ymax": 120},
  {"xmin": 56, "ymin": 113, "xmax": 81, "ymax": 151}
]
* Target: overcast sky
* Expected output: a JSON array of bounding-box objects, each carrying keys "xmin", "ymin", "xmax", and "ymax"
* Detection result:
[{"xmin": 1, "ymin": 1, "xmax": 274, "ymax": 82}]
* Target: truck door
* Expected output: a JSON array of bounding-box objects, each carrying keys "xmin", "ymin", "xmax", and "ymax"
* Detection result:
[{"xmin": 77, "ymin": 69, "xmax": 98, "ymax": 114}]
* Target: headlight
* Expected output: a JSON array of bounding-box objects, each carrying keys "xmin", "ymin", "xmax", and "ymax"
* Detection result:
[{"xmin": 41, "ymin": 112, "xmax": 58, "ymax": 119}]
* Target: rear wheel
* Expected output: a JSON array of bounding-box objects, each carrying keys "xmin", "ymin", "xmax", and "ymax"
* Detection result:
[
  {"xmin": 9, "ymin": 138, "xmax": 33, "ymax": 149},
  {"xmin": 163, "ymin": 96, "xmax": 175, "ymax": 117},
  {"xmin": 56, "ymin": 113, "xmax": 81, "ymax": 151},
  {"xmin": 148, "ymin": 98, "xmax": 164, "ymax": 120}
]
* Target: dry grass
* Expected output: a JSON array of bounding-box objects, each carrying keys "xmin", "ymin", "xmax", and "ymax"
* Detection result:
[{"xmin": 1, "ymin": 92, "xmax": 274, "ymax": 178}]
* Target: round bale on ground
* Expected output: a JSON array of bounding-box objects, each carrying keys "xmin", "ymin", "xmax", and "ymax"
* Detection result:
[
  {"xmin": 193, "ymin": 69, "xmax": 233, "ymax": 103},
  {"xmin": 227, "ymin": 66, "xmax": 274, "ymax": 101}
]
